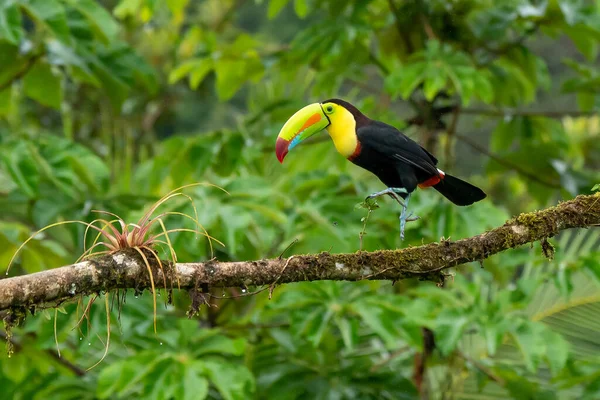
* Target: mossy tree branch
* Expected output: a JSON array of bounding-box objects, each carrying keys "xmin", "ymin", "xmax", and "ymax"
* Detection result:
[{"xmin": 0, "ymin": 194, "xmax": 599, "ymax": 312}]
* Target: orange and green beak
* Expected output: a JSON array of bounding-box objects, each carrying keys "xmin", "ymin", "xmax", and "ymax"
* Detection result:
[{"xmin": 276, "ymin": 103, "xmax": 330, "ymax": 163}]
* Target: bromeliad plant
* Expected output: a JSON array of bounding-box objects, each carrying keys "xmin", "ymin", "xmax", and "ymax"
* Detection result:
[{"xmin": 5, "ymin": 183, "xmax": 226, "ymax": 367}]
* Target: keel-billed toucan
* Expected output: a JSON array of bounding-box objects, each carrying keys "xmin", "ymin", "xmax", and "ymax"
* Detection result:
[{"xmin": 275, "ymin": 99, "xmax": 486, "ymax": 239}]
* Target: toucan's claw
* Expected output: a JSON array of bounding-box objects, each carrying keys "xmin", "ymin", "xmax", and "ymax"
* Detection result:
[
  {"xmin": 366, "ymin": 187, "xmax": 408, "ymax": 208},
  {"xmin": 404, "ymin": 211, "xmax": 420, "ymax": 222},
  {"xmin": 400, "ymin": 211, "xmax": 420, "ymax": 239}
]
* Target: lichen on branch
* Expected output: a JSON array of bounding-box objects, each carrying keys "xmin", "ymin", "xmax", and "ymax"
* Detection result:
[{"xmin": 0, "ymin": 194, "xmax": 599, "ymax": 312}]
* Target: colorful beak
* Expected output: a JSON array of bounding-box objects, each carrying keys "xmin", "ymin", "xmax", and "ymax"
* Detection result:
[{"xmin": 275, "ymin": 103, "xmax": 330, "ymax": 163}]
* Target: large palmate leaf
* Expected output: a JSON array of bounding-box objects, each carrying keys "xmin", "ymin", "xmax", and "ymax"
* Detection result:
[
  {"xmin": 434, "ymin": 230, "xmax": 600, "ymax": 399},
  {"xmin": 385, "ymin": 40, "xmax": 494, "ymax": 105}
]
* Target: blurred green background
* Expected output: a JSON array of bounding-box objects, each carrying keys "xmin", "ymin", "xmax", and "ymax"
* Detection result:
[{"xmin": 1, "ymin": 0, "xmax": 600, "ymax": 398}]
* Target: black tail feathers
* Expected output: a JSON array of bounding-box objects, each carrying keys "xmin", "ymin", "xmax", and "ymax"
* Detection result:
[{"xmin": 433, "ymin": 174, "xmax": 486, "ymax": 206}]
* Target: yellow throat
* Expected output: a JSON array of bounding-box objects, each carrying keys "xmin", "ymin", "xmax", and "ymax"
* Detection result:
[{"xmin": 323, "ymin": 103, "xmax": 358, "ymax": 158}]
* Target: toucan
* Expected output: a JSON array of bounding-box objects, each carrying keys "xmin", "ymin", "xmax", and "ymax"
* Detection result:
[{"xmin": 275, "ymin": 98, "xmax": 486, "ymax": 239}]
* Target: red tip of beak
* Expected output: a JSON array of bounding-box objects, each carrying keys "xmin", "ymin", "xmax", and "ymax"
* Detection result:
[{"xmin": 275, "ymin": 137, "xmax": 289, "ymax": 163}]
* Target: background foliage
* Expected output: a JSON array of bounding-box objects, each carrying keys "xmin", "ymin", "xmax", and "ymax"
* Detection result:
[{"xmin": 1, "ymin": 0, "xmax": 600, "ymax": 398}]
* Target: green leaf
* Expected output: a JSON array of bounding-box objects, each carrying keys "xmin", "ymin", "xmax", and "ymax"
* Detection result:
[
  {"xmin": 294, "ymin": 0, "xmax": 308, "ymax": 18},
  {"xmin": 468, "ymin": 7, "xmax": 517, "ymax": 41},
  {"xmin": 215, "ymin": 56, "xmax": 264, "ymax": 100},
  {"xmin": 335, "ymin": 316, "xmax": 356, "ymax": 349},
  {"xmin": 64, "ymin": 153, "xmax": 109, "ymax": 193},
  {"xmin": 113, "ymin": 0, "xmax": 143, "ymax": 19},
  {"xmin": 542, "ymin": 330, "xmax": 569, "ymax": 376},
  {"xmin": 189, "ymin": 60, "xmax": 213, "ymax": 89},
  {"xmin": 0, "ymin": 86, "xmax": 12, "ymax": 116},
  {"xmin": 0, "ymin": 2, "xmax": 23, "ymax": 44},
  {"xmin": 558, "ymin": 0, "xmax": 587, "ymax": 26},
  {"xmin": 202, "ymin": 360, "xmax": 255, "ymax": 400},
  {"xmin": 167, "ymin": 0, "xmax": 190, "ymax": 20},
  {"xmin": 23, "ymin": 62, "xmax": 63, "ymax": 109},
  {"xmin": 80, "ymin": 48, "xmax": 129, "ymax": 109},
  {"xmin": 353, "ymin": 300, "xmax": 399, "ymax": 347},
  {"xmin": 306, "ymin": 308, "xmax": 334, "ymax": 347},
  {"xmin": 518, "ymin": 1, "xmax": 547, "ymax": 17},
  {"xmin": 67, "ymin": 0, "xmax": 119, "ymax": 43},
  {"xmin": 490, "ymin": 117, "xmax": 519, "ymax": 151},
  {"xmin": 561, "ymin": 59, "xmax": 600, "ymax": 100},
  {"xmin": 270, "ymin": 288, "xmax": 324, "ymax": 309},
  {"xmin": 20, "ymin": 0, "xmax": 72, "ymax": 44},
  {"xmin": 502, "ymin": 371, "xmax": 552, "ymax": 400},
  {"xmin": 268, "ymin": 0, "xmax": 289, "ymax": 19},
  {"xmin": 473, "ymin": 72, "xmax": 494, "ymax": 103},
  {"xmin": 46, "ymin": 40, "xmax": 99, "ymax": 85},
  {"xmin": 511, "ymin": 321, "xmax": 544, "ymax": 373},
  {"xmin": 0, "ymin": 42, "xmax": 23, "ymax": 84},
  {"xmin": 169, "ymin": 58, "xmax": 213, "ymax": 88},
  {"xmin": 583, "ymin": 254, "xmax": 600, "ymax": 281},
  {"xmin": 592, "ymin": 183, "xmax": 600, "ymax": 192},
  {"xmin": 97, "ymin": 352, "xmax": 171, "ymax": 398},
  {"xmin": 96, "ymin": 359, "xmax": 131, "ymax": 398},
  {"xmin": 554, "ymin": 262, "xmax": 574, "ymax": 297},
  {"xmin": 385, "ymin": 63, "xmax": 426, "ymax": 99},
  {"xmin": 27, "ymin": 142, "xmax": 77, "ymax": 198},
  {"xmin": 423, "ymin": 69, "xmax": 447, "ymax": 101},
  {"xmin": 0, "ymin": 143, "xmax": 39, "ymax": 197},
  {"xmin": 183, "ymin": 364, "xmax": 209, "ymax": 400},
  {"xmin": 149, "ymin": 363, "xmax": 180, "ymax": 400},
  {"xmin": 484, "ymin": 323, "xmax": 503, "ymax": 356},
  {"xmin": 577, "ymin": 92, "xmax": 596, "ymax": 111},
  {"xmin": 293, "ymin": 305, "xmax": 331, "ymax": 347},
  {"xmin": 490, "ymin": 48, "xmax": 547, "ymax": 106},
  {"xmin": 191, "ymin": 332, "xmax": 246, "ymax": 357},
  {"xmin": 434, "ymin": 312, "xmax": 469, "ymax": 355},
  {"xmin": 566, "ymin": 25, "xmax": 599, "ymax": 60}
]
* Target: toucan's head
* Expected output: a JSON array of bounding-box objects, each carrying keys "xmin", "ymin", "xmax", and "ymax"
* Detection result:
[{"xmin": 275, "ymin": 99, "xmax": 366, "ymax": 163}]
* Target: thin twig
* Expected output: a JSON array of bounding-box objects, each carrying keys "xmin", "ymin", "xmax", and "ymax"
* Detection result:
[
  {"xmin": 368, "ymin": 51, "xmax": 390, "ymax": 75},
  {"xmin": 457, "ymin": 351, "xmax": 506, "ymax": 386},
  {"xmin": 214, "ymin": 0, "xmax": 248, "ymax": 32},
  {"xmin": 223, "ymin": 322, "xmax": 290, "ymax": 330},
  {"xmin": 0, "ymin": 53, "xmax": 43, "ymax": 92},
  {"xmin": 415, "ymin": 0, "xmax": 437, "ymax": 40},
  {"xmin": 387, "ymin": 0, "xmax": 414, "ymax": 53},
  {"xmin": 208, "ymin": 286, "xmax": 270, "ymax": 300},
  {"xmin": 461, "ymin": 108, "xmax": 597, "ymax": 119},
  {"xmin": 269, "ymin": 256, "xmax": 295, "ymax": 299},
  {"xmin": 370, "ymin": 346, "xmax": 411, "ymax": 372},
  {"xmin": 278, "ymin": 239, "xmax": 299, "ymax": 260},
  {"xmin": 359, "ymin": 203, "xmax": 376, "ymax": 251},
  {"xmin": 444, "ymin": 105, "xmax": 461, "ymax": 168},
  {"xmin": 476, "ymin": 24, "xmax": 540, "ymax": 67}
]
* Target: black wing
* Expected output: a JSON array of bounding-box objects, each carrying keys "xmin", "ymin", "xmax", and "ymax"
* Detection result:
[{"xmin": 356, "ymin": 121, "xmax": 440, "ymax": 177}]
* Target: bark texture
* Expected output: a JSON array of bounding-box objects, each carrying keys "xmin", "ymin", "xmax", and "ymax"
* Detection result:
[{"xmin": 1, "ymin": 194, "xmax": 599, "ymax": 312}]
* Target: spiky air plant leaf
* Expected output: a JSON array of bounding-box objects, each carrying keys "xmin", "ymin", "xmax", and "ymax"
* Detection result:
[{"xmin": 6, "ymin": 183, "xmax": 226, "ymax": 365}]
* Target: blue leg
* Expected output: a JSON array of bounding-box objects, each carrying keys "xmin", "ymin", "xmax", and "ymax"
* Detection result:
[
  {"xmin": 366, "ymin": 188, "xmax": 418, "ymax": 240},
  {"xmin": 399, "ymin": 193, "xmax": 411, "ymax": 240}
]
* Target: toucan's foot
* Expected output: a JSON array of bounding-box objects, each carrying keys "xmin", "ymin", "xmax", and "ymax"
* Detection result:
[
  {"xmin": 404, "ymin": 211, "xmax": 420, "ymax": 222},
  {"xmin": 399, "ymin": 193, "xmax": 415, "ymax": 241},
  {"xmin": 364, "ymin": 188, "xmax": 417, "ymax": 240},
  {"xmin": 399, "ymin": 211, "xmax": 420, "ymax": 240},
  {"xmin": 366, "ymin": 187, "xmax": 408, "ymax": 208}
]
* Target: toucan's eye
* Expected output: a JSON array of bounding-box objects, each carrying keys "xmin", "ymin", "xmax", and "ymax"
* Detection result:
[{"xmin": 325, "ymin": 105, "xmax": 334, "ymax": 114}]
